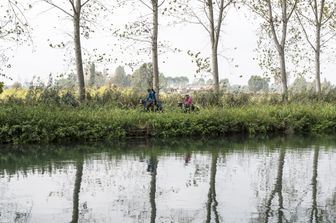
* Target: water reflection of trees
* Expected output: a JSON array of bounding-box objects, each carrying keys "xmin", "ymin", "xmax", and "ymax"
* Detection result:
[
  {"xmin": 324, "ymin": 191, "xmax": 336, "ymax": 222},
  {"xmin": 0, "ymin": 203, "xmax": 33, "ymax": 223},
  {"xmin": 310, "ymin": 147, "xmax": 319, "ymax": 223},
  {"xmin": 264, "ymin": 148, "xmax": 286, "ymax": 223},
  {"xmin": 252, "ymin": 146, "xmax": 336, "ymax": 223},
  {"xmin": 260, "ymin": 147, "xmax": 322, "ymax": 223},
  {"xmin": 206, "ymin": 151, "xmax": 219, "ymax": 223},
  {"xmin": 308, "ymin": 146, "xmax": 335, "ymax": 223},
  {"xmin": 71, "ymin": 158, "xmax": 84, "ymax": 223},
  {"xmin": 148, "ymin": 154, "xmax": 158, "ymax": 223},
  {"xmin": 2, "ymin": 141, "xmax": 336, "ymax": 222}
]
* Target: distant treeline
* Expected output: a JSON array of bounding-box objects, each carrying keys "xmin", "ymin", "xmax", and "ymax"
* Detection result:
[{"xmin": 4, "ymin": 63, "xmax": 336, "ymax": 96}]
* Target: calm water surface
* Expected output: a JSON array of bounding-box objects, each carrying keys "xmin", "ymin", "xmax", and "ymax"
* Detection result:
[{"xmin": 0, "ymin": 137, "xmax": 335, "ymax": 223}]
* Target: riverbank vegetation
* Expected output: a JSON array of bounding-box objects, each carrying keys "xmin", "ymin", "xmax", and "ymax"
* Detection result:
[{"xmin": 1, "ymin": 88, "xmax": 336, "ymax": 144}]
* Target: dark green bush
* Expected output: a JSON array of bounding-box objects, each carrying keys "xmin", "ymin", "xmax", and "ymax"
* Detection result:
[
  {"xmin": 38, "ymin": 87, "xmax": 61, "ymax": 105},
  {"xmin": 60, "ymin": 91, "xmax": 79, "ymax": 107}
]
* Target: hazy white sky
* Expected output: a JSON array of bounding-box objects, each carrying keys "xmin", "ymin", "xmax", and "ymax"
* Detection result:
[{"xmin": 2, "ymin": 1, "xmax": 336, "ymax": 86}]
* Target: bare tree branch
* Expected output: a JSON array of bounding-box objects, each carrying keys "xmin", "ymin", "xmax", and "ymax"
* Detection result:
[
  {"xmin": 267, "ymin": 0, "xmax": 281, "ymax": 51},
  {"xmin": 139, "ymin": 0, "xmax": 152, "ymax": 10},
  {"xmin": 191, "ymin": 7, "xmax": 211, "ymax": 34},
  {"xmin": 295, "ymin": 11, "xmax": 316, "ymax": 51},
  {"xmin": 81, "ymin": 0, "xmax": 91, "ymax": 8},
  {"xmin": 42, "ymin": 0, "xmax": 74, "ymax": 17},
  {"xmin": 286, "ymin": 0, "xmax": 299, "ymax": 21},
  {"xmin": 321, "ymin": 32, "xmax": 336, "ymax": 47},
  {"xmin": 158, "ymin": 0, "xmax": 166, "ymax": 8}
]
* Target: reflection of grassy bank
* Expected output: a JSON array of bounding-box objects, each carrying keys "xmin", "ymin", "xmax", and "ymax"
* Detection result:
[
  {"xmin": 1, "ymin": 104, "xmax": 336, "ymax": 144},
  {"xmin": 1, "ymin": 135, "xmax": 336, "ymax": 174}
]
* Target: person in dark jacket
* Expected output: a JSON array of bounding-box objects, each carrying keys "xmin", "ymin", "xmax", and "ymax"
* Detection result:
[{"xmin": 144, "ymin": 89, "xmax": 156, "ymax": 111}]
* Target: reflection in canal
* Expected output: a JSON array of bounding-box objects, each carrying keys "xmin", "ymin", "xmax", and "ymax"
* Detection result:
[
  {"xmin": 265, "ymin": 148, "xmax": 285, "ymax": 223},
  {"xmin": 71, "ymin": 158, "xmax": 83, "ymax": 223},
  {"xmin": 310, "ymin": 147, "xmax": 319, "ymax": 223},
  {"xmin": 148, "ymin": 154, "xmax": 158, "ymax": 223},
  {"xmin": 0, "ymin": 137, "xmax": 336, "ymax": 223},
  {"xmin": 206, "ymin": 151, "xmax": 219, "ymax": 223}
]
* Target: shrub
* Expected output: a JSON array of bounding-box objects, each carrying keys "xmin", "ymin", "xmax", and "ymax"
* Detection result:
[
  {"xmin": 38, "ymin": 87, "xmax": 61, "ymax": 105},
  {"xmin": 223, "ymin": 92, "xmax": 251, "ymax": 107},
  {"xmin": 60, "ymin": 91, "xmax": 79, "ymax": 107}
]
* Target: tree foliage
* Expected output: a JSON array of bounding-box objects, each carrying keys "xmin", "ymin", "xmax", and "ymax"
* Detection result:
[
  {"xmin": 295, "ymin": 0, "xmax": 336, "ymax": 93},
  {"xmin": 130, "ymin": 63, "xmax": 153, "ymax": 91},
  {"xmin": 41, "ymin": 0, "xmax": 108, "ymax": 101},
  {"xmin": 113, "ymin": 0, "xmax": 169, "ymax": 96},
  {"xmin": 173, "ymin": 0, "xmax": 235, "ymax": 94},
  {"xmin": 0, "ymin": 0, "xmax": 31, "ymax": 80},
  {"xmin": 290, "ymin": 76, "xmax": 309, "ymax": 93},
  {"xmin": 245, "ymin": 0, "xmax": 300, "ymax": 100},
  {"xmin": 248, "ymin": 75, "xmax": 270, "ymax": 92},
  {"xmin": 111, "ymin": 65, "xmax": 130, "ymax": 87}
]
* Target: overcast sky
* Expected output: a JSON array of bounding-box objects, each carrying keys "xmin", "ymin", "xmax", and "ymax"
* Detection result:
[{"xmin": 1, "ymin": 1, "xmax": 336, "ymax": 86}]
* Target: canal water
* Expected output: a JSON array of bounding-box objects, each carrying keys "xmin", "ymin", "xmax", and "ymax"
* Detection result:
[{"xmin": 0, "ymin": 137, "xmax": 335, "ymax": 223}]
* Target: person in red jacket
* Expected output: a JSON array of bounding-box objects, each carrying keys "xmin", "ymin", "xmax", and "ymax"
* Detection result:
[{"xmin": 183, "ymin": 94, "xmax": 193, "ymax": 110}]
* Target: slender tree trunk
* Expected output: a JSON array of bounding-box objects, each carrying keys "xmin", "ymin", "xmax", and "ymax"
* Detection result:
[
  {"xmin": 211, "ymin": 48, "xmax": 220, "ymax": 95},
  {"xmin": 297, "ymin": 1, "xmax": 325, "ymax": 94},
  {"xmin": 73, "ymin": 0, "xmax": 86, "ymax": 101},
  {"xmin": 71, "ymin": 159, "xmax": 83, "ymax": 223},
  {"xmin": 315, "ymin": 26, "xmax": 321, "ymax": 94},
  {"xmin": 279, "ymin": 51, "xmax": 288, "ymax": 101},
  {"xmin": 207, "ymin": 0, "xmax": 220, "ymax": 96},
  {"xmin": 267, "ymin": 0, "xmax": 291, "ymax": 102},
  {"xmin": 152, "ymin": 0, "xmax": 159, "ymax": 97},
  {"xmin": 280, "ymin": 2, "xmax": 289, "ymax": 102}
]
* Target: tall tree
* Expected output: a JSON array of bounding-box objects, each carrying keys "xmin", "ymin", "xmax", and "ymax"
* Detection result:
[
  {"xmin": 114, "ymin": 0, "xmax": 166, "ymax": 97},
  {"xmin": 246, "ymin": 0, "xmax": 299, "ymax": 101},
  {"xmin": 151, "ymin": 0, "xmax": 160, "ymax": 96},
  {"xmin": 177, "ymin": 0, "xmax": 235, "ymax": 95},
  {"xmin": 41, "ymin": 0, "xmax": 101, "ymax": 101},
  {"xmin": 295, "ymin": 1, "xmax": 336, "ymax": 93}
]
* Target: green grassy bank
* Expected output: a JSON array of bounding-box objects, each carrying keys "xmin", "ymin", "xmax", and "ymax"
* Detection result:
[{"xmin": 1, "ymin": 104, "xmax": 336, "ymax": 144}]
